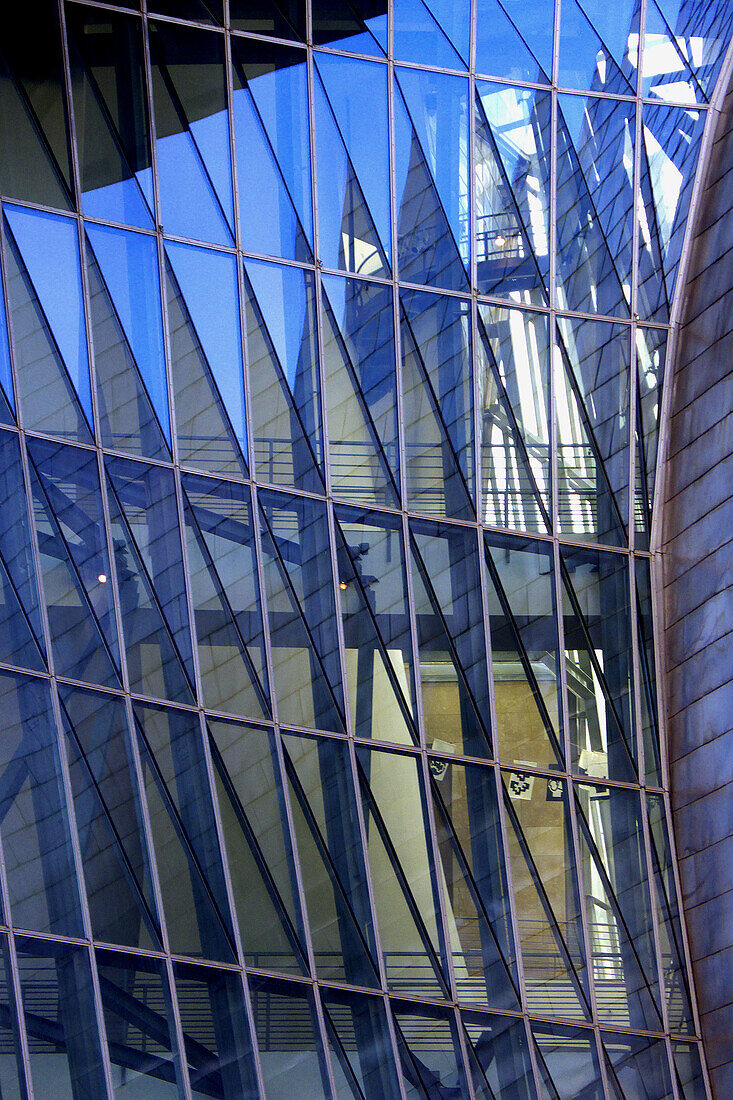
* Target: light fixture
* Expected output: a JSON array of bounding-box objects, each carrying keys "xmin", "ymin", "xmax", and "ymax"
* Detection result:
[{"xmin": 98, "ymin": 574, "xmax": 107, "ymax": 584}]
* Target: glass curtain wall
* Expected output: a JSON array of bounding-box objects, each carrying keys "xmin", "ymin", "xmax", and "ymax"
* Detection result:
[{"xmin": 0, "ymin": 0, "xmax": 727, "ymax": 1097}]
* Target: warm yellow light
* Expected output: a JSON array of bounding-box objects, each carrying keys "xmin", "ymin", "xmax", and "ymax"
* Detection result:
[
  {"xmin": 98, "ymin": 574, "xmax": 107, "ymax": 584},
  {"xmin": 339, "ymin": 580, "xmax": 348, "ymax": 590}
]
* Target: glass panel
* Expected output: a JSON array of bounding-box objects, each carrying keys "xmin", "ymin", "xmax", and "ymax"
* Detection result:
[
  {"xmin": 0, "ymin": 935, "xmax": 25, "ymax": 1098},
  {"xmin": 312, "ymin": 0, "xmax": 387, "ymax": 55},
  {"xmin": 314, "ymin": 54, "xmax": 391, "ymax": 274},
  {"xmin": 558, "ymin": 0, "xmax": 637, "ymax": 93},
  {"xmin": 575, "ymin": 782, "xmax": 662, "ymax": 1031},
  {"xmin": 244, "ymin": 258, "xmax": 323, "ymax": 494},
  {"xmin": 106, "ymin": 457, "xmax": 195, "ymax": 679},
  {"xmin": 16, "ymin": 938, "xmax": 107, "ymax": 1100},
  {"xmin": 642, "ymin": 2, "xmax": 706, "ymax": 103},
  {"xmin": 475, "ymin": 0, "xmax": 551, "ymax": 83},
  {"xmin": 647, "ymin": 793, "xmax": 695, "ymax": 1032},
  {"xmin": 394, "ymin": 68, "xmax": 469, "ymax": 291},
  {"xmin": 27, "ymin": 440, "xmax": 121, "ymax": 689},
  {"xmin": 148, "ymin": 20, "xmax": 234, "ymax": 246},
  {"xmin": 229, "ymin": 0, "xmax": 306, "ymax": 41},
  {"xmin": 66, "ymin": 6, "xmax": 154, "ymax": 229},
  {"xmin": 334, "ymin": 505, "xmax": 417, "ymax": 745},
  {"xmin": 637, "ymin": 103, "xmax": 704, "ymax": 322},
  {"xmin": 85, "ymin": 223, "xmax": 170, "ymax": 443},
  {"xmin": 86, "ymin": 244, "xmax": 169, "ymax": 461},
  {"xmin": 651, "ymin": 0, "xmax": 733, "ymax": 97},
  {"xmin": 635, "ymin": 328, "xmax": 666, "ymax": 547},
  {"xmin": 248, "ymin": 974, "xmax": 332, "ymax": 1098},
  {"xmin": 477, "ymin": 304, "xmax": 550, "ymax": 531},
  {"xmin": 0, "ymin": 672, "xmax": 83, "ymax": 936},
  {"xmin": 391, "ymin": 1001, "xmax": 471, "ymax": 1096},
  {"xmin": 166, "ymin": 241, "xmax": 247, "ymax": 462},
  {"xmin": 232, "ymin": 38, "xmax": 312, "ymax": 261},
  {"xmin": 475, "ymin": 82, "xmax": 551, "ymax": 300},
  {"xmin": 0, "ymin": 431, "xmax": 44, "ymax": 664},
  {"xmin": 461, "ymin": 1009, "xmax": 538, "ymax": 1100},
  {"xmin": 532, "ymin": 1022, "xmax": 605, "ymax": 1100},
  {"xmin": 181, "ymin": 473, "xmax": 270, "ymax": 720},
  {"xmin": 133, "ymin": 701, "xmax": 236, "ymax": 962},
  {"xmin": 485, "ymin": 533, "xmax": 563, "ymax": 770},
  {"xmin": 282, "ymin": 731, "xmax": 379, "ymax": 987},
  {"xmin": 150, "ymin": 0, "xmax": 223, "ymax": 23},
  {"xmin": 0, "ymin": 267, "xmax": 14, "ymax": 418},
  {"xmin": 393, "ymin": 0, "xmax": 466, "ymax": 69},
  {"xmin": 502, "ymin": 772, "xmax": 590, "ymax": 1020},
  {"xmin": 356, "ymin": 745, "xmax": 450, "ymax": 999},
  {"xmin": 430, "ymin": 758, "xmax": 519, "ymax": 1009},
  {"xmin": 601, "ymin": 1031, "xmax": 674, "ymax": 1100},
  {"xmin": 672, "ymin": 1041, "xmax": 708, "ymax": 1100},
  {"xmin": 320, "ymin": 987, "xmax": 401, "ymax": 1100},
  {"xmin": 561, "ymin": 546, "xmax": 636, "ymax": 782},
  {"xmin": 207, "ymin": 717, "xmax": 306, "ymax": 974},
  {"xmin": 259, "ymin": 490, "xmax": 346, "ymax": 733},
  {"xmin": 95, "ymin": 946, "xmax": 182, "ymax": 1098},
  {"xmin": 60, "ymin": 684, "xmax": 161, "ymax": 950},
  {"xmin": 321, "ymin": 274, "xmax": 399, "ymax": 507},
  {"xmin": 0, "ymin": 1, "xmax": 72, "ymax": 210},
  {"xmin": 3, "ymin": 206, "xmax": 92, "ymax": 440},
  {"xmin": 556, "ymin": 96, "xmax": 635, "ymax": 317},
  {"xmin": 635, "ymin": 557, "xmax": 661, "ymax": 786},
  {"xmin": 173, "ymin": 961, "xmax": 260, "ymax": 1100},
  {"xmin": 411, "ymin": 520, "xmax": 492, "ymax": 758}
]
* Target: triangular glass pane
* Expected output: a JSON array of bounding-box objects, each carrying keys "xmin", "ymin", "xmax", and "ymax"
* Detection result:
[
  {"xmin": 244, "ymin": 260, "xmax": 324, "ymax": 493},
  {"xmin": 106, "ymin": 456, "xmax": 195, "ymax": 680},
  {"xmin": 356, "ymin": 745, "xmax": 451, "ymax": 999},
  {"xmin": 635, "ymin": 326, "xmax": 666, "ymax": 539},
  {"xmin": 643, "ymin": 1, "xmax": 705, "ymax": 103},
  {"xmin": 532, "ymin": 1022, "xmax": 605, "ymax": 1100},
  {"xmin": 485, "ymin": 533, "xmax": 563, "ymax": 770},
  {"xmin": 134, "ymin": 701, "xmax": 236, "ymax": 962},
  {"xmin": 411, "ymin": 521, "xmax": 492, "ymax": 758},
  {"xmin": 60, "ymin": 684, "xmax": 161, "ymax": 950},
  {"xmin": 208, "ymin": 717, "xmax": 307, "ymax": 973},
  {"xmin": 229, "ymin": 0, "xmax": 306, "ymax": 41},
  {"xmin": 477, "ymin": 305, "xmax": 550, "ymax": 530},
  {"xmin": 476, "ymin": 0, "xmax": 549, "ymax": 82},
  {"xmin": 333, "ymin": 511, "xmax": 417, "ymax": 745},
  {"xmin": 321, "ymin": 282, "xmax": 398, "ymax": 508},
  {"xmin": 558, "ymin": 0, "xmax": 636, "ymax": 92},
  {"xmin": 149, "ymin": 20, "xmax": 234, "ymax": 246},
  {"xmin": 283, "ymin": 732, "xmax": 380, "ymax": 987},
  {"xmin": 232, "ymin": 39, "xmax": 313, "ymax": 262},
  {"xmin": 400, "ymin": 313, "xmax": 473, "ymax": 520},
  {"xmin": 27, "ymin": 452, "xmax": 120, "ymax": 689},
  {"xmin": 561, "ymin": 546, "xmax": 636, "ymax": 781},
  {"xmin": 502, "ymin": 772, "xmax": 591, "ymax": 1019},
  {"xmin": 646, "ymin": 793, "xmax": 695, "ymax": 1033},
  {"xmin": 105, "ymin": 483, "xmax": 195, "ymax": 705},
  {"xmin": 86, "ymin": 222, "xmax": 171, "ymax": 442},
  {"xmin": 654, "ymin": 0, "xmax": 733, "ymax": 97},
  {"xmin": 315, "ymin": 54, "xmax": 391, "ymax": 267},
  {"xmin": 3, "ymin": 215, "xmax": 92, "ymax": 442},
  {"xmin": 394, "ymin": 73, "xmax": 470, "ymax": 291},
  {"xmin": 181, "ymin": 484, "xmax": 269, "ymax": 721},
  {"xmin": 0, "ymin": 552, "xmax": 45, "ymax": 672},
  {"xmin": 0, "ymin": 267, "xmax": 15, "ymax": 417},
  {"xmin": 86, "ymin": 244, "xmax": 169, "ymax": 461},
  {"xmin": 394, "ymin": 0, "xmax": 466, "ymax": 68},
  {"xmin": 430, "ymin": 758, "xmax": 520, "ymax": 1009},
  {"xmin": 575, "ymin": 782, "xmax": 663, "ymax": 1031},
  {"xmin": 150, "ymin": 0, "xmax": 222, "ymax": 23},
  {"xmin": 391, "ymin": 1001, "xmax": 471, "ymax": 1095},
  {"xmin": 635, "ymin": 558, "xmax": 661, "ymax": 785},
  {"xmin": 66, "ymin": 5, "xmax": 154, "ymax": 229},
  {"xmin": 0, "ymin": 431, "xmax": 45, "ymax": 646}
]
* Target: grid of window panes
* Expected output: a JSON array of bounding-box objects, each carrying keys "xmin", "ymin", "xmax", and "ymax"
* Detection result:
[{"xmin": 0, "ymin": 0, "xmax": 727, "ymax": 1096}]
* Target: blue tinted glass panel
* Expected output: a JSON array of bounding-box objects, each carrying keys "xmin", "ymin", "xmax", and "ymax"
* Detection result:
[{"xmin": 393, "ymin": 0, "xmax": 467, "ymax": 69}]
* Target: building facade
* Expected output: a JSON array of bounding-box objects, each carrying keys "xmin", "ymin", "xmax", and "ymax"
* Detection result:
[{"xmin": 0, "ymin": 0, "xmax": 729, "ymax": 1097}]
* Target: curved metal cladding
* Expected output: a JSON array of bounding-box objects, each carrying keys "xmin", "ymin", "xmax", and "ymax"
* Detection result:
[
  {"xmin": 660, "ymin": 61, "xmax": 733, "ymax": 1100},
  {"xmin": 0, "ymin": 1, "xmax": 728, "ymax": 1097}
]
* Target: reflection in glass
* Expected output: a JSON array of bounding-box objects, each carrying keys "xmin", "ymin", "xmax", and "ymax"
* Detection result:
[
  {"xmin": 561, "ymin": 546, "xmax": 636, "ymax": 781},
  {"xmin": 248, "ymin": 974, "xmax": 331, "ymax": 1098},
  {"xmin": 486, "ymin": 533, "xmax": 563, "ymax": 771},
  {"xmin": 601, "ymin": 1030, "xmax": 674, "ymax": 1099},
  {"xmin": 502, "ymin": 772, "xmax": 590, "ymax": 1020},
  {"xmin": 16, "ymin": 938, "xmax": 107, "ymax": 1099},
  {"xmin": 392, "ymin": 1000, "xmax": 471, "ymax": 1095},
  {"xmin": 557, "ymin": 0, "xmax": 637, "ymax": 93},
  {"xmin": 635, "ymin": 327, "xmax": 666, "ymax": 547},
  {"xmin": 532, "ymin": 1021, "xmax": 604, "ymax": 1100},
  {"xmin": 476, "ymin": 0, "xmax": 551, "ymax": 83},
  {"xmin": 462, "ymin": 1008, "xmax": 538, "ymax": 1100},
  {"xmin": 320, "ymin": 986, "xmax": 401, "ymax": 1100}
]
